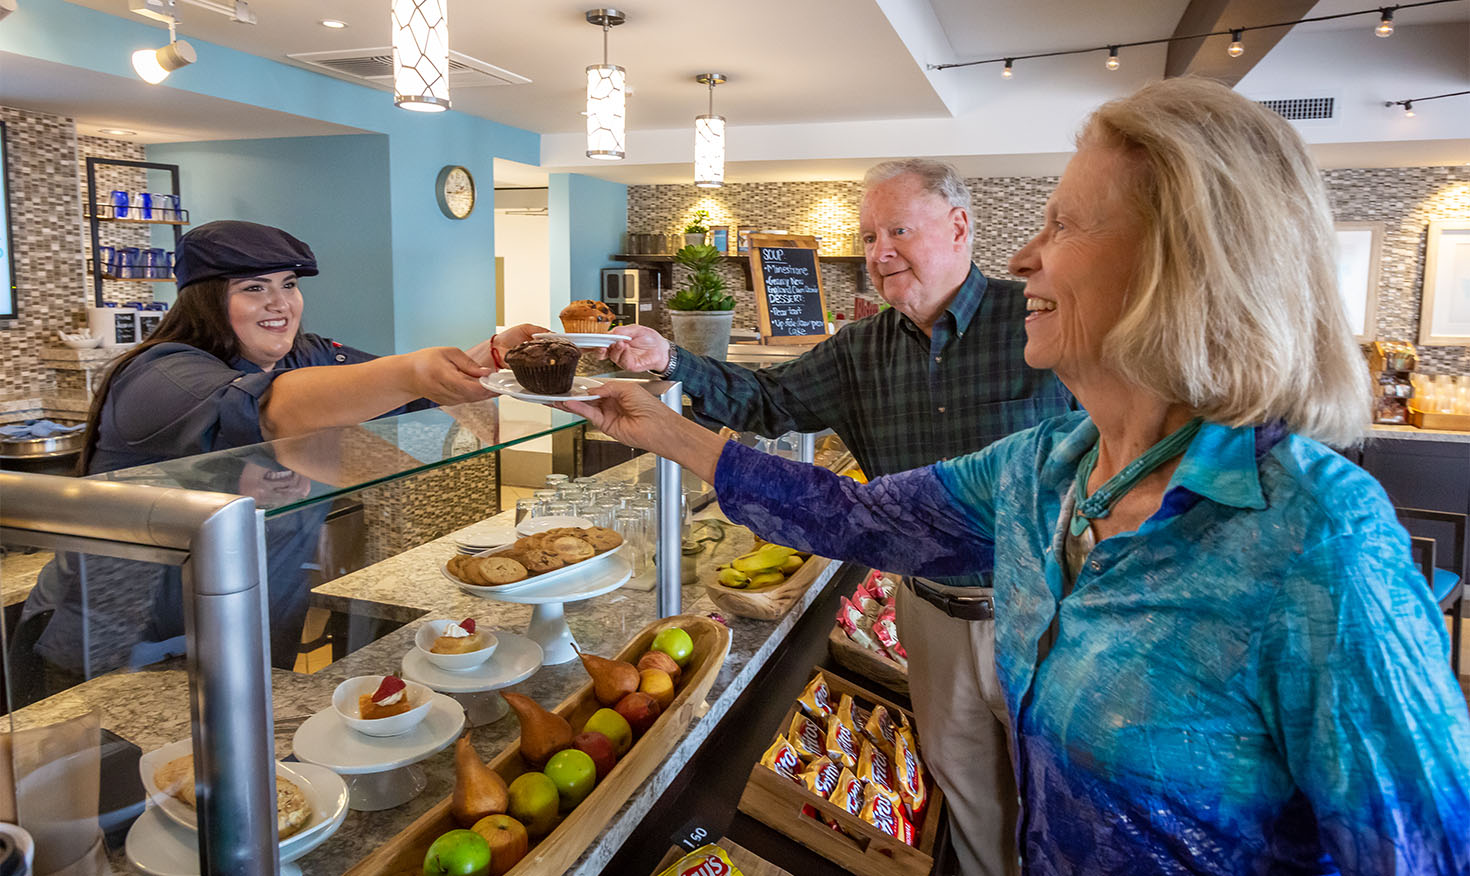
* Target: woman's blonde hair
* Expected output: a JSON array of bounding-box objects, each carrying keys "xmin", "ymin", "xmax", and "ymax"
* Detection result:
[{"xmin": 1085, "ymin": 77, "xmax": 1370, "ymax": 446}]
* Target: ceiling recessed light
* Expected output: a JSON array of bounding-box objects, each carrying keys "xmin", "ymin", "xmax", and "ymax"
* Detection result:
[
  {"xmin": 98, "ymin": 129, "xmax": 137, "ymax": 136},
  {"xmin": 320, "ymin": 18, "xmax": 347, "ymax": 28}
]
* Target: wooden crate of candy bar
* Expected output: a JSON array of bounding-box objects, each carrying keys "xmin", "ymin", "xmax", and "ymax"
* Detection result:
[{"xmin": 736, "ymin": 669, "xmax": 944, "ymax": 876}]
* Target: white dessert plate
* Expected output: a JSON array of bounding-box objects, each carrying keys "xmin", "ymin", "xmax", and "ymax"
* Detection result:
[
  {"xmin": 516, "ymin": 515, "xmax": 593, "ymax": 536},
  {"xmin": 480, "ymin": 372, "xmax": 603, "ymax": 404},
  {"xmin": 487, "ymin": 553, "xmax": 632, "ymax": 605},
  {"xmin": 532, "ymin": 331, "xmax": 621, "ymax": 348},
  {"xmin": 292, "ymin": 693, "xmax": 464, "ymax": 775},
  {"xmin": 127, "ymin": 760, "xmax": 348, "ymax": 874},
  {"xmin": 413, "ymin": 619, "xmax": 499, "ymax": 671},
  {"xmin": 452, "ymin": 523, "xmax": 517, "ymax": 554},
  {"xmin": 402, "ymin": 631, "xmax": 543, "ymax": 693},
  {"xmin": 441, "ymin": 540, "xmax": 623, "ymax": 597},
  {"xmin": 138, "ymin": 738, "xmax": 333, "ymax": 837}
]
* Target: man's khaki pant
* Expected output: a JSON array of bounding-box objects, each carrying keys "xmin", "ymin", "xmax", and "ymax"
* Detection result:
[{"xmin": 896, "ymin": 580, "xmax": 1019, "ymax": 876}]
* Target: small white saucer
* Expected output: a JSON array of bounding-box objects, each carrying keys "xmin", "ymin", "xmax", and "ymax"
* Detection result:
[
  {"xmin": 516, "ymin": 515, "xmax": 593, "ymax": 536},
  {"xmin": 125, "ymin": 763, "xmax": 347, "ymax": 876},
  {"xmin": 291, "ymin": 693, "xmax": 464, "ymax": 775},
  {"xmin": 481, "ymin": 372, "xmax": 603, "ymax": 403},
  {"xmin": 533, "ymin": 331, "xmax": 620, "ymax": 348},
  {"xmin": 401, "ymin": 632, "xmax": 542, "ymax": 694}
]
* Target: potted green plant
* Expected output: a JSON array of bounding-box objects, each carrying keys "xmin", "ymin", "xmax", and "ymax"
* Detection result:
[
  {"xmin": 683, "ymin": 209, "xmax": 711, "ymax": 247},
  {"xmin": 667, "ymin": 243, "xmax": 736, "ymax": 360}
]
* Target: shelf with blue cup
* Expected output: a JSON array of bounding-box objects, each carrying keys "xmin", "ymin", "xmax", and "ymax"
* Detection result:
[{"xmin": 85, "ymin": 201, "xmax": 190, "ymax": 226}]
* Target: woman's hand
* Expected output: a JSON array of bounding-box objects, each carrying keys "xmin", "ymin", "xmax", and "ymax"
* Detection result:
[
  {"xmin": 605, "ymin": 325, "xmax": 672, "ymax": 373},
  {"xmin": 404, "ymin": 347, "xmax": 496, "ymax": 405},
  {"xmin": 557, "ymin": 382, "xmax": 726, "ymax": 483}
]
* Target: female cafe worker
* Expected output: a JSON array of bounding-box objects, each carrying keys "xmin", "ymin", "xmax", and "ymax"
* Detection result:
[
  {"xmin": 80, "ymin": 219, "xmax": 543, "ymax": 473},
  {"xmin": 13, "ymin": 220, "xmax": 545, "ymax": 694}
]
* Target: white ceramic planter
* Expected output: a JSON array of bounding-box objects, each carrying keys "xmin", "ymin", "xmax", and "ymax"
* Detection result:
[
  {"xmin": 670, "ymin": 310, "xmax": 734, "ymax": 361},
  {"xmin": 684, "ymin": 232, "xmax": 707, "ymax": 248}
]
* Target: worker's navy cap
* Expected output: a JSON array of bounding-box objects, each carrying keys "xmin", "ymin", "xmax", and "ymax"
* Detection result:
[{"xmin": 174, "ymin": 220, "xmax": 318, "ymax": 290}]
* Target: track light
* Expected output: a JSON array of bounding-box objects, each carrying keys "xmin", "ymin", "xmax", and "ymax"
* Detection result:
[
  {"xmin": 1105, "ymin": 46, "xmax": 1119, "ymax": 71},
  {"xmin": 131, "ymin": 14, "xmax": 195, "ymax": 84},
  {"xmin": 1228, "ymin": 29, "xmax": 1244, "ymax": 57},
  {"xmin": 1001, "ymin": 58, "xmax": 1013, "ymax": 79},
  {"xmin": 1375, "ymin": 7, "xmax": 1394, "ymax": 36}
]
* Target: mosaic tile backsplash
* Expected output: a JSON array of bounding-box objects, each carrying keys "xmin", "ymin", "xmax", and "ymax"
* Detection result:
[{"xmin": 628, "ymin": 167, "xmax": 1470, "ymax": 372}]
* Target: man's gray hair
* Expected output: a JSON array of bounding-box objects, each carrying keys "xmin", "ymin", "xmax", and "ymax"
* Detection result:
[{"xmin": 863, "ymin": 158, "xmax": 974, "ymax": 245}]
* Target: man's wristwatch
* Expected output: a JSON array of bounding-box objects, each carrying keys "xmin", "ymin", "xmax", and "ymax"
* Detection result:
[{"xmin": 657, "ymin": 345, "xmax": 679, "ymax": 379}]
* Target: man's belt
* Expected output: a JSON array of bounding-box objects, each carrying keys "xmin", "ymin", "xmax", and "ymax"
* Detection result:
[{"xmin": 908, "ymin": 577, "xmax": 994, "ymax": 621}]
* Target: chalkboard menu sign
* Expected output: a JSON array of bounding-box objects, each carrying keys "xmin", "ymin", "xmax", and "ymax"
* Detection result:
[{"xmin": 749, "ymin": 234, "xmax": 829, "ymax": 344}]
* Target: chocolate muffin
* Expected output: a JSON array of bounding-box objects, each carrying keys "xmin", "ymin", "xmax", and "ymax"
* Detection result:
[{"xmin": 505, "ymin": 339, "xmax": 582, "ymax": 394}]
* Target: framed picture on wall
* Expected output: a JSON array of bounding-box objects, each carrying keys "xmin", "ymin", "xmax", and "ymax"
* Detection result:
[
  {"xmin": 1334, "ymin": 221, "xmax": 1382, "ymax": 342},
  {"xmin": 709, "ymin": 225, "xmax": 730, "ymax": 254},
  {"xmin": 1419, "ymin": 220, "xmax": 1470, "ymax": 346}
]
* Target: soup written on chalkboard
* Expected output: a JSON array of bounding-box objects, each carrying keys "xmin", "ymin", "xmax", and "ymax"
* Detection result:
[{"xmin": 749, "ymin": 234, "xmax": 830, "ymax": 344}]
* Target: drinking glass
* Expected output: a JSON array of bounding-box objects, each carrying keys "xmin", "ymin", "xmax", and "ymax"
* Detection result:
[
  {"xmin": 1435, "ymin": 375, "xmax": 1456, "ymax": 413},
  {"xmin": 109, "ymin": 190, "xmax": 129, "ymax": 219},
  {"xmin": 1455, "ymin": 375, "xmax": 1470, "ymax": 415},
  {"xmin": 590, "ymin": 501, "xmax": 618, "ymax": 529},
  {"xmin": 614, "ymin": 509, "xmax": 648, "ymax": 576},
  {"xmin": 138, "ymin": 192, "xmax": 153, "ymax": 220},
  {"xmin": 544, "ymin": 501, "xmax": 573, "ymax": 518},
  {"xmin": 544, "ymin": 474, "xmax": 569, "ymax": 489},
  {"xmin": 630, "ymin": 498, "xmax": 658, "ymax": 553},
  {"xmin": 515, "ymin": 498, "xmax": 538, "ymax": 524},
  {"xmin": 532, "ymin": 490, "xmax": 557, "ymax": 515}
]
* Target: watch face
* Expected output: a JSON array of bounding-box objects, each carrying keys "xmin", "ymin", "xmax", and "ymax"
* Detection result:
[{"xmin": 438, "ymin": 166, "xmax": 475, "ymax": 219}]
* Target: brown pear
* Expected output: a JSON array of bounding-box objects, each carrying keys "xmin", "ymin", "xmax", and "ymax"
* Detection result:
[
  {"xmin": 501, "ymin": 691, "xmax": 573, "ymax": 769},
  {"xmin": 575, "ymin": 645, "xmax": 641, "ymax": 706},
  {"xmin": 451, "ymin": 732, "xmax": 509, "ymax": 828}
]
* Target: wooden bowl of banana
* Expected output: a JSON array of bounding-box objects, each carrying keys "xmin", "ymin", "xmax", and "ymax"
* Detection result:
[{"xmin": 705, "ymin": 541, "xmax": 830, "ymax": 621}]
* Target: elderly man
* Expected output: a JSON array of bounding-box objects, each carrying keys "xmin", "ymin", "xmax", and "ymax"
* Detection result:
[{"xmin": 605, "ymin": 158, "xmax": 1072, "ymax": 875}]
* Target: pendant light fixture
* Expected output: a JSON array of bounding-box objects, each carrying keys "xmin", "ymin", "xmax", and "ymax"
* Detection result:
[
  {"xmin": 1105, "ymin": 46, "xmax": 1120, "ymax": 70},
  {"xmin": 585, "ymin": 8, "xmax": 627, "ymax": 160},
  {"xmin": 693, "ymin": 73, "xmax": 726, "ymax": 188},
  {"xmin": 1001, "ymin": 58, "xmax": 1014, "ymax": 79},
  {"xmin": 1374, "ymin": 7, "xmax": 1394, "ymax": 36},
  {"xmin": 392, "ymin": 0, "xmax": 450, "ymax": 112},
  {"xmin": 1227, "ymin": 29, "xmax": 1244, "ymax": 57}
]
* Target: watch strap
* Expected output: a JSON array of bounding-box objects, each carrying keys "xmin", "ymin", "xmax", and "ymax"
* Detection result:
[{"xmin": 659, "ymin": 345, "xmax": 680, "ymax": 379}]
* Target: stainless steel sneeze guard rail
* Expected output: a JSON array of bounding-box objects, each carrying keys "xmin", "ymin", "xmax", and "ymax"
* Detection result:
[{"xmin": 0, "ymin": 471, "xmax": 278, "ymax": 876}]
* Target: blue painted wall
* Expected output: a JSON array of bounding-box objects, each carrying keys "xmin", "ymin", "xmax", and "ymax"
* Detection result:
[
  {"xmin": 549, "ymin": 173, "xmax": 628, "ymax": 315},
  {"xmin": 146, "ymin": 135, "xmax": 395, "ymax": 354},
  {"xmin": 1, "ymin": 0, "xmax": 538, "ymax": 353}
]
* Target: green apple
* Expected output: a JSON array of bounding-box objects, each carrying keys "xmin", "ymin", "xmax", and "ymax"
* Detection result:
[
  {"xmin": 543, "ymin": 748, "xmax": 597, "ymax": 811},
  {"xmin": 651, "ymin": 627, "xmax": 694, "ymax": 668},
  {"xmin": 581, "ymin": 708, "xmax": 632, "ymax": 757},
  {"xmin": 423, "ymin": 829, "xmax": 491, "ymax": 876},
  {"xmin": 506, "ymin": 772, "xmax": 560, "ymax": 837}
]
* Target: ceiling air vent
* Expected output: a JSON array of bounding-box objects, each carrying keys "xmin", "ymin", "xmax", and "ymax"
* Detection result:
[
  {"xmin": 286, "ymin": 48, "xmax": 530, "ymax": 88},
  {"xmin": 1258, "ymin": 97, "xmax": 1334, "ymax": 121}
]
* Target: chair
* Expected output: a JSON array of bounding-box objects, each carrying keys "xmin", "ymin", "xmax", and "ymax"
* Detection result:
[{"xmin": 1397, "ymin": 507, "xmax": 1466, "ymax": 677}]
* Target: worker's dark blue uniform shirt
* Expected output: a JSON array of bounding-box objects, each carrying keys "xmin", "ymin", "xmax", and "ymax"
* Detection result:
[{"xmin": 89, "ymin": 332, "xmax": 425, "ymax": 474}]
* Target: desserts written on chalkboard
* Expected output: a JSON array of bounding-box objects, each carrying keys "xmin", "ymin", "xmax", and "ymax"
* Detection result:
[{"xmin": 749, "ymin": 234, "xmax": 830, "ymax": 344}]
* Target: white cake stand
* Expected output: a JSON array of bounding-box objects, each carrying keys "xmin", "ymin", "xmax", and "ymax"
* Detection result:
[
  {"xmin": 478, "ymin": 555, "xmax": 632, "ymax": 665},
  {"xmin": 291, "ymin": 694, "xmax": 464, "ymax": 811},
  {"xmin": 401, "ymin": 632, "xmax": 543, "ymax": 726}
]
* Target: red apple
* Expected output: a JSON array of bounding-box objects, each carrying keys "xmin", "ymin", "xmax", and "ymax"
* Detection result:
[
  {"xmin": 613, "ymin": 691, "xmax": 661, "ymax": 737},
  {"xmin": 572, "ymin": 731, "xmax": 617, "ymax": 781}
]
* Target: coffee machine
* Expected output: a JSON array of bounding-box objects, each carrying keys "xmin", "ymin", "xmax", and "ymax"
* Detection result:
[{"xmin": 601, "ymin": 267, "xmax": 665, "ymax": 329}]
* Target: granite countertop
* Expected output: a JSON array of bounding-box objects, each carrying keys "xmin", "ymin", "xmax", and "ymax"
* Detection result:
[
  {"xmin": 1369, "ymin": 423, "xmax": 1470, "ymax": 444},
  {"xmin": 17, "ymin": 452, "xmax": 847, "ymax": 876}
]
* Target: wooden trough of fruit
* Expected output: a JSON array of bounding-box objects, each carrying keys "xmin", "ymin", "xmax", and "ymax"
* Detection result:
[
  {"xmin": 706, "ymin": 545, "xmax": 831, "ymax": 621},
  {"xmin": 345, "ymin": 615, "xmax": 730, "ymax": 876}
]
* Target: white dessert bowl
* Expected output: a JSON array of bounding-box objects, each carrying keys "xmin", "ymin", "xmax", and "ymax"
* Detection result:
[
  {"xmin": 331, "ymin": 675, "xmax": 433, "ymax": 737},
  {"xmin": 57, "ymin": 330, "xmax": 104, "ymax": 349},
  {"xmin": 414, "ymin": 619, "xmax": 498, "ymax": 671}
]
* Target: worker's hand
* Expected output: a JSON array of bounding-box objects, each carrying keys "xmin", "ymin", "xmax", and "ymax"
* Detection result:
[
  {"xmin": 405, "ymin": 347, "xmax": 496, "ymax": 405},
  {"xmin": 605, "ymin": 325, "xmax": 672, "ymax": 374},
  {"xmin": 557, "ymin": 382, "xmax": 679, "ymax": 451},
  {"xmin": 236, "ymin": 462, "xmax": 311, "ymax": 505},
  {"xmin": 467, "ymin": 323, "xmax": 551, "ymax": 369}
]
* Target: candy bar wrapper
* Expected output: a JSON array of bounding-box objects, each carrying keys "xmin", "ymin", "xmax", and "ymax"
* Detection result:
[
  {"xmin": 789, "ymin": 712, "xmax": 826, "ymax": 762},
  {"xmin": 655, "ymin": 844, "xmax": 746, "ymax": 876},
  {"xmin": 797, "ymin": 673, "xmax": 834, "ymax": 721},
  {"xmin": 824, "ymin": 712, "xmax": 861, "ymax": 769},
  {"xmin": 760, "ymin": 734, "xmax": 804, "ymax": 783},
  {"xmin": 837, "ymin": 602, "xmax": 884, "ymax": 653},
  {"xmin": 864, "ymin": 705, "xmax": 898, "ymax": 755},
  {"xmin": 853, "ymin": 582, "xmax": 883, "ymax": 619},
  {"xmin": 873, "ymin": 604, "xmax": 908, "ymax": 660},
  {"xmin": 860, "ymin": 782, "xmax": 917, "ymax": 845},
  {"xmin": 856, "ymin": 739, "xmax": 895, "ymax": 792},
  {"xmin": 894, "ymin": 723, "xmax": 928, "ymax": 815},
  {"xmin": 835, "ymin": 693, "xmax": 858, "ymax": 731},
  {"xmin": 828, "ymin": 767, "xmax": 865, "ymax": 816},
  {"xmin": 800, "ymin": 756, "xmax": 842, "ymax": 798},
  {"xmin": 873, "ymin": 573, "xmax": 899, "ymax": 603}
]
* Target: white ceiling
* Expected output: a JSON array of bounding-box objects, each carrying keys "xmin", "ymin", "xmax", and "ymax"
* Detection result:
[{"xmin": 19, "ymin": 0, "xmax": 1470, "ymax": 183}]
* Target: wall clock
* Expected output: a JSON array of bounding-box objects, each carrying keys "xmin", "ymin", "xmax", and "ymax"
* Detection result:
[{"xmin": 435, "ymin": 165, "xmax": 475, "ymax": 219}]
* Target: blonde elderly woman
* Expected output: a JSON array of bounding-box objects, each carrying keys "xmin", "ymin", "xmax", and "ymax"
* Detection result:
[{"xmin": 565, "ymin": 78, "xmax": 1470, "ymax": 873}]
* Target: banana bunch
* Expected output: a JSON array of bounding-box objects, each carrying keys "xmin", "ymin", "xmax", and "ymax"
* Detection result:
[{"xmin": 716, "ymin": 543, "xmax": 806, "ymax": 590}]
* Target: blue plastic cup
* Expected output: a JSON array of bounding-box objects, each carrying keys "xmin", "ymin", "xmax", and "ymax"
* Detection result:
[
  {"xmin": 138, "ymin": 192, "xmax": 153, "ymax": 220},
  {"xmin": 110, "ymin": 190, "xmax": 129, "ymax": 219}
]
